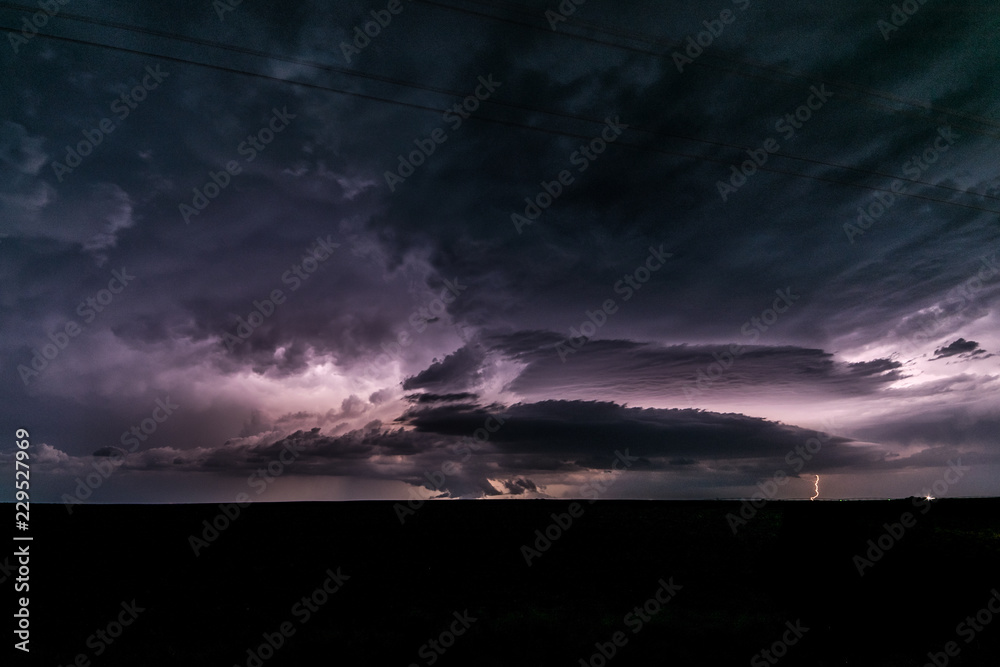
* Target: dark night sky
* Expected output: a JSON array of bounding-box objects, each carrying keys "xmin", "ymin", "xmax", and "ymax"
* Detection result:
[{"xmin": 1, "ymin": 0, "xmax": 999, "ymax": 502}]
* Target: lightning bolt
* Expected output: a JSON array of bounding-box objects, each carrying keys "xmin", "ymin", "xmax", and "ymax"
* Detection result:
[{"xmin": 810, "ymin": 474, "xmax": 820, "ymax": 501}]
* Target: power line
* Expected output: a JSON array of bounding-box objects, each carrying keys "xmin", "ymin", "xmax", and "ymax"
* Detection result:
[
  {"xmin": 2, "ymin": 3, "xmax": 995, "ymax": 208},
  {"xmin": 464, "ymin": 0, "xmax": 1000, "ymax": 134},
  {"xmin": 3, "ymin": 20, "xmax": 999, "ymax": 217},
  {"xmin": 414, "ymin": 0, "xmax": 1000, "ymax": 142},
  {"xmin": 13, "ymin": 2, "xmax": 999, "ymax": 204}
]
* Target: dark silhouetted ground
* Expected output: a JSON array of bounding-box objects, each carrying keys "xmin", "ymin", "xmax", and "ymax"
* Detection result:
[{"xmin": 7, "ymin": 499, "xmax": 1000, "ymax": 665}]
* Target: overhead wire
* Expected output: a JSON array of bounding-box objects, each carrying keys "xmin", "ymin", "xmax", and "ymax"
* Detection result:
[
  {"xmin": 2, "ymin": 8, "xmax": 998, "ymax": 217},
  {"xmin": 1, "ymin": 1, "xmax": 993, "ymax": 206}
]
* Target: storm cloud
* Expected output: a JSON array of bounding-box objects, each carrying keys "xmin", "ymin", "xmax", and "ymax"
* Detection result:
[{"xmin": 1, "ymin": 0, "xmax": 998, "ymax": 502}]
